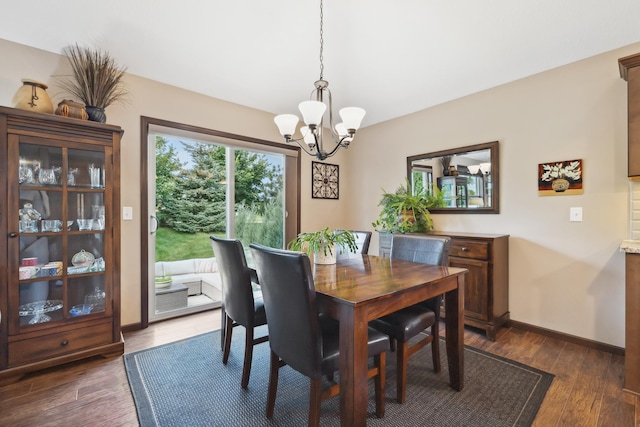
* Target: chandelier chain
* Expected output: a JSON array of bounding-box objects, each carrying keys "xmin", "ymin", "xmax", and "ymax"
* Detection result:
[{"xmin": 319, "ymin": 0, "xmax": 324, "ymax": 80}]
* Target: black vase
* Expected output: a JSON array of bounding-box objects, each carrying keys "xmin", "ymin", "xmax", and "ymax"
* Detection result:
[{"xmin": 85, "ymin": 106, "xmax": 106, "ymax": 123}]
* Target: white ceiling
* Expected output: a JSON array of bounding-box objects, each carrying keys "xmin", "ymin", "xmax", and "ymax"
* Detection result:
[{"xmin": 2, "ymin": 1, "xmax": 640, "ymax": 126}]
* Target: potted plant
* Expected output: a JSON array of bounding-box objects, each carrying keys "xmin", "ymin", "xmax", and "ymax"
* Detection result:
[
  {"xmin": 288, "ymin": 227, "xmax": 358, "ymax": 264},
  {"xmin": 56, "ymin": 43, "xmax": 128, "ymax": 123},
  {"xmin": 372, "ymin": 179, "xmax": 444, "ymax": 234}
]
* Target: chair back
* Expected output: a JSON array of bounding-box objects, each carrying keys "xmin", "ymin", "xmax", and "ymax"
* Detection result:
[
  {"xmin": 352, "ymin": 230, "xmax": 372, "ymax": 254},
  {"xmin": 210, "ymin": 236, "xmax": 256, "ymax": 327},
  {"xmin": 250, "ymin": 243, "xmax": 323, "ymax": 379},
  {"xmin": 390, "ymin": 234, "xmax": 451, "ymax": 266},
  {"xmin": 337, "ymin": 230, "xmax": 372, "ymax": 260}
]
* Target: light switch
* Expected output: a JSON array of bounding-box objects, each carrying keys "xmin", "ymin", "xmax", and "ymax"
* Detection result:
[
  {"xmin": 123, "ymin": 206, "xmax": 133, "ymax": 221},
  {"xmin": 570, "ymin": 207, "xmax": 582, "ymax": 222}
]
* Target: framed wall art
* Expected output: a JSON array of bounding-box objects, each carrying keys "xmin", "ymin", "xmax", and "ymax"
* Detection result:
[
  {"xmin": 538, "ymin": 159, "xmax": 583, "ymax": 196},
  {"xmin": 312, "ymin": 161, "xmax": 339, "ymax": 199}
]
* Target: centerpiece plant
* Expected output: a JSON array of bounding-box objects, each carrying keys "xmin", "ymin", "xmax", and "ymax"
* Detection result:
[
  {"xmin": 288, "ymin": 227, "xmax": 357, "ymax": 264},
  {"xmin": 372, "ymin": 179, "xmax": 444, "ymax": 233}
]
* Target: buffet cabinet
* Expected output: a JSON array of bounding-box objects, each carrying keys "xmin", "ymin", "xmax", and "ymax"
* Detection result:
[
  {"xmin": 379, "ymin": 231, "xmax": 509, "ymax": 340},
  {"xmin": 0, "ymin": 106, "xmax": 123, "ymax": 384}
]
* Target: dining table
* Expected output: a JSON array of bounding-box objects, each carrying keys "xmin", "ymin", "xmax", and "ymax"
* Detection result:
[{"xmin": 313, "ymin": 254, "xmax": 467, "ymax": 427}]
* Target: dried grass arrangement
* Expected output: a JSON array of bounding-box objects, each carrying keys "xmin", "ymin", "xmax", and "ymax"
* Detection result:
[{"xmin": 56, "ymin": 44, "xmax": 128, "ymax": 122}]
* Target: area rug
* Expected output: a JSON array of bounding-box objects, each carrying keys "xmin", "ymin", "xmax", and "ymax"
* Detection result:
[{"xmin": 124, "ymin": 327, "xmax": 553, "ymax": 427}]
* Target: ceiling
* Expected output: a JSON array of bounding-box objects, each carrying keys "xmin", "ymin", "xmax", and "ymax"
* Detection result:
[{"xmin": 2, "ymin": 1, "xmax": 640, "ymax": 127}]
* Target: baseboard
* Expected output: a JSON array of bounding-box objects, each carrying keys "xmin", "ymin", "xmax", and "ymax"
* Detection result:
[
  {"xmin": 507, "ymin": 319, "xmax": 624, "ymax": 356},
  {"xmin": 121, "ymin": 322, "xmax": 142, "ymax": 333}
]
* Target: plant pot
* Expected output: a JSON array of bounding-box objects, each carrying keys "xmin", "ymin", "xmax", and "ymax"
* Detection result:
[
  {"xmin": 12, "ymin": 79, "xmax": 53, "ymax": 114},
  {"xmin": 85, "ymin": 106, "xmax": 107, "ymax": 123},
  {"xmin": 314, "ymin": 243, "xmax": 337, "ymax": 265},
  {"xmin": 551, "ymin": 178, "xmax": 570, "ymax": 192}
]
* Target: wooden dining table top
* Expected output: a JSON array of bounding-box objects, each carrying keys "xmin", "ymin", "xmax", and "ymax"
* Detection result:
[{"xmin": 312, "ymin": 254, "xmax": 467, "ymax": 307}]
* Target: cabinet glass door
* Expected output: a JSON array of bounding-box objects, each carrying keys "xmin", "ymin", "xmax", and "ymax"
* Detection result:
[{"xmin": 13, "ymin": 141, "xmax": 109, "ymax": 330}]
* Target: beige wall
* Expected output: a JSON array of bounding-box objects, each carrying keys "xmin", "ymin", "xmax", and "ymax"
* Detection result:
[
  {"xmin": 0, "ymin": 39, "xmax": 349, "ymax": 327},
  {"xmin": 1, "ymin": 38, "xmax": 637, "ymax": 347},
  {"xmin": 343, "ymin": 42, "xmax": 640, "ymax": 348}
]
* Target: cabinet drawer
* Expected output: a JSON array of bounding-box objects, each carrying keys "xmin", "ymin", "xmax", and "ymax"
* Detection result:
[
  {"xmin": 449, "ymin": 239, "xmax": 489, "ymax": 260},
  {"xmin": 8, "ymin": 322, "xmax": 113, "ymax": 366}
]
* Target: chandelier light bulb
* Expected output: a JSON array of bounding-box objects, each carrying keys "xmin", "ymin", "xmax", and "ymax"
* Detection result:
[
  {"xmin": 300, "ymin": 126, "xmax": 316, "ymax": 148},
  {"xmin": 298, "ymin": 100, "xmax": 326, "ymax": 126},
  {"xmin": 467, "ymin": 164, "xmax": 481, "ymax": 175},
  {"xmin": 274, "ymin": 114, "xmax": 299, "ymax": 137},
  {"xmin": 339, "ymin": 107, "xmax": 366, "ymax": 132}
]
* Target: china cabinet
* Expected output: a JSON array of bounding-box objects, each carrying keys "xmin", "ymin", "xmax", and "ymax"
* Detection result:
[
  {"xmin": 379, "ymin": 231, "xmax": 509, "ymax": 340},
  {"xmin": 0, "ymin": 106, "xmax": 123, "ymax": 384}
]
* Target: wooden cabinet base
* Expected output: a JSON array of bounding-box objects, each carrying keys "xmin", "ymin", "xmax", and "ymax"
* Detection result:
[
  {"xmin": 0, "ymin": 336, "xmax": 124, "ymax": 386},
  {"xmin": 462, "ymin": 311, "xmax": 510, "ymax": 341},
  {"xmin": 379, "ymin": 231, "xmax": 509, "ymax": 341}
]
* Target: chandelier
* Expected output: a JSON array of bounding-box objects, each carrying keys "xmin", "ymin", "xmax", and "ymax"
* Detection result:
[{"xmin": 273, "ymin": 0, "xmax": 366, "ymax": 161}]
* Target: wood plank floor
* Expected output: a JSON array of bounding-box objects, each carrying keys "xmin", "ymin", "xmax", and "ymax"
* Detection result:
[{"xmin": 0, "ymin": 309, "xmax": 637, "ymax": 426}]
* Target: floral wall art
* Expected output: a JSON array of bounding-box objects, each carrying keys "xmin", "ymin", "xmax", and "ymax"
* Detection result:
[{"xmin": 537, "ymin": 159, "xmax": 583, "ymax": 196}]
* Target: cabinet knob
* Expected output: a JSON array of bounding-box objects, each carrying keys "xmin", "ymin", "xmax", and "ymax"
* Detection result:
[
  {"xmin": 60, "ymin": 340, "xmax": 69, "ymax": 347},
  {"xmin": 461, "ymin": 247, "xmax": 469, "ymax": 252},
  {"xmin": 8, "ymin": 232, "xmax": 18, "ymax": 238}
]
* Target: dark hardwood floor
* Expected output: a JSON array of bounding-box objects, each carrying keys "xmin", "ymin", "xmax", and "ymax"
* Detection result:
[{"xmin": 0, "ymin": 309, "xmax": 637, "ymax": 426}]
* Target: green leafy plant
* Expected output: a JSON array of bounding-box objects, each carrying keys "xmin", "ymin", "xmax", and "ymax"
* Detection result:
[
  {"xmin": 372, "ymin": 179, "xmax": 444, "ymax": 233},
  {"xmin": 56, "ymin": 43, "xmax": 128, "ymax": 108},
  {"xmin": 287, "ymin": 227, "xmax": 357, "ymax": 257}
]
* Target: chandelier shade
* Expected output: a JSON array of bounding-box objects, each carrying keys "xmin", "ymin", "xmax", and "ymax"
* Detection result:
[{"xmin": 273, "ymin": 0, "xmax": 365, "ymax": 161}]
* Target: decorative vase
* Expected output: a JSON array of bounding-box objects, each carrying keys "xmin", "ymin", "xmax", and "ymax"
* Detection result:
[
  {"xmin": 55, "ymin": 99, "xmax": 88, "ymax": 120},
  {"xmin": 551, "ymin": 178, "xmax": 570, "ymax": 192},
  {"xmin": 12, "ymin": 79, "xmax": 54, "ymax": 114},
  {"xmin": 85, "ymin": 106, "xmax": 106, "ymax": 123}
]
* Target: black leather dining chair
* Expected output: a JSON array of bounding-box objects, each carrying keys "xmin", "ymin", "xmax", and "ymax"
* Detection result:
[
  {"xmin": 369, "ymin": 233, "xmax": 451, "ymax": 403},
  {"xmin": 336, "ymin": 230, "xmax": 372, "ymax": 260},
  {"xmin": 249, "ymin": 243, "xmax": 389, "ymax": 426},
  {"xmin": 352, "ymin": 230, "xmax": 372, "ymax": 254},
  {"xmin": 210, "ymin": 236, "xmax": 268, "ymax": 389}
]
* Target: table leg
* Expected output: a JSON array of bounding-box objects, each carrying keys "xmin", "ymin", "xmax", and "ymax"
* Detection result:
[
  {"xmin": 444, "ymin": 275, "xmax": 465, "ymax": 391},
  {"xmin": 338, "ymin": 304, "xmax": 369, "ymax": 427}
]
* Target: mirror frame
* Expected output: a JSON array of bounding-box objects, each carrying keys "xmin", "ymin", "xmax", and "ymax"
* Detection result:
[{"xmin": 407, "ymin": 140, "xmax": 500, "ymax": 214}]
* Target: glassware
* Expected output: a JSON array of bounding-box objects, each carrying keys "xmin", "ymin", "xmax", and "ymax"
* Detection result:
[
  {"xmin": 67, "ymin": 167, "xmax": 78, "ymax": 186},
  {"xmin": 89, "ymin": 164, "xmax": 101, "ymax": 188},
  {"xmin": 84, "ymin": 287, "xmax": 105, "ymax": 312},
  {"xmin": 38, "ymin": 168, "xmax": 56, "ymax": 185},
  {"xmin": 19, "ymin": 162, "xmax": 34, "ymax": 184}
]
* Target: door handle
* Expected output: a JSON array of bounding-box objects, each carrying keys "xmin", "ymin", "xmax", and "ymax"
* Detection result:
[{"xmin": 150, "ymin": 215, "xmax": 158, "ymax": 235}]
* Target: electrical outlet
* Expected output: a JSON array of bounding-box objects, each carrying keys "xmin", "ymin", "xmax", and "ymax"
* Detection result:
[
  {"xmin": 123, "ymin": 207, "xmax": 133, "ymax": 221},
  {"xmin": 570, "ymin": 207, "xmax": 582, "ymax": 222}
]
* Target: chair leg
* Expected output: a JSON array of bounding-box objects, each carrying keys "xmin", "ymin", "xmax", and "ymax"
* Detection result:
[
  {"xmin": 266, "ymin": 350, "xmax": 280, "ymax": 419},
  {"xmin": 241, "ymin": 326, "xmax": 254, "ymax": 389},
  {"xmin": 308, "ymin": 378, "xmax": 322, "ymax": 427},
  {"xmin": 396, "ymin": 341, "xmax": 410, "ymax": 403},
  {"xmin": 222, "ymin": 314, "xmax": 233, "ymax": 364},
  {"xmin": 431, "ymin": 322, "xmax": 441, "ymax": 373},
  {"xmin": 220, "ymin": 304, "xmax": 226, "ymax": 350},
  {"xmin": 374, "ymin": 352, "xmax": 386, "ymax": 418}
]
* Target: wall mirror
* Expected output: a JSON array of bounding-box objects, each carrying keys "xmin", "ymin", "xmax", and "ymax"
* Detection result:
[{"xmin": 407, "ymin": 140, "xmax": 499, "ymax": 214}]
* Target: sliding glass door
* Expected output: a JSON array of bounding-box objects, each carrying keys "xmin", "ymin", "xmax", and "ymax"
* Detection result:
[{"xmin": 146, "ymin": 129, "xmax": 293, "ymax": 322}]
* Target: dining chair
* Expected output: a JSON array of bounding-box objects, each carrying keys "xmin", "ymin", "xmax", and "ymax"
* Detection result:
[
  {"xmin": 210, "ymin": 236, "xmax": 268, "ymax": 389},
  {"xmin": 336, "ymin": 230, "xmax": 372, "ymax": 260},
  {"xmin": 369, "ymin": 233, "xmax": 451, "ymax": 403},
  {"xmin": 249, "ymin": 243, "xmax": 389, "ymax": 426}
]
